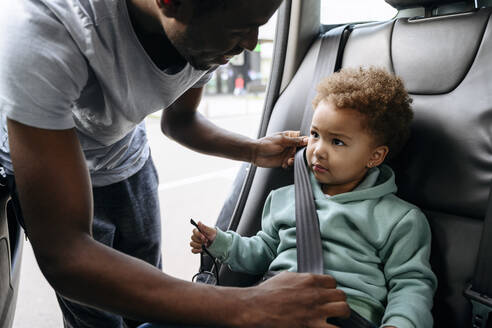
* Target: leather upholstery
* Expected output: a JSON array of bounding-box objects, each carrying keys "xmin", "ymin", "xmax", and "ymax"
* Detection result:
[
  {"xmin": 392, "ymin": 10, "xmax": 489, "ymax": 94},
  {"xmin": 0, "ymin": 187, "xmax": 19, "ymax": 328},
  {"xmin": 342, "ymin": 21, "xmax": 394, "ymax": 72}
]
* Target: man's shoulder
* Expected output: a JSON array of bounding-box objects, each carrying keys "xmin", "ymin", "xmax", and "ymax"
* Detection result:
[
  {"xmin": 1, "ymin": 0, "xmax": 59, "ymax": 33},
  {"xmin": 39, "ymin": 0, "xmax": 118, "ymax": 26},
  {"xmin": 0, "ymin": 0, "xmax": 89, "ymax": 55},
  {"xmin": 0, "ymin": 0, "xmax": 94, "ymax": 132}
]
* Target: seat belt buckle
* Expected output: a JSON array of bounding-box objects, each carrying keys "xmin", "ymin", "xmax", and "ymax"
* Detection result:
[{"xmin": 464, "ymin": 284, "xmax": 492, "ymax": 328}]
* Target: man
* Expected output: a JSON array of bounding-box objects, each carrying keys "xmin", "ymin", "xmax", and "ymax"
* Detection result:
[{"xmin": 0, "ymin": 0, "xmax": 350, "ymax": 327}]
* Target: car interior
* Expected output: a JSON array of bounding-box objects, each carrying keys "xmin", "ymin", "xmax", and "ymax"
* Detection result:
[
  {"xmin": 213, "ymin": 0, "xmax": 492, "ymax": 327},
  {"xmin": 0, "ymin": 174, "xmax": 22, "ymax": 327},
  {"xmin": 2, "ymin": 0, "xmax": 492, "ymax": 327}
]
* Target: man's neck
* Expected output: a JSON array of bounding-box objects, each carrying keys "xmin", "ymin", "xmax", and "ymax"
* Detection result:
[{"xmin": 126, "ymin": 0, "xmax": 187, "ymax": 71}]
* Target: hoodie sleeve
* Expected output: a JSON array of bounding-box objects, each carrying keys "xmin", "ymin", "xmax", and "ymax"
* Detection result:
[
  {"xmin": 207, "ymin": 191, "xmax": 280, "ymax": 275},
  {"xmin": 378, "ymin": 209, "xmax": 437, "ymax": 328}
]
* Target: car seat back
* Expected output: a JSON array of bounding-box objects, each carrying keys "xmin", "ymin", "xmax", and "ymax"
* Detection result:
[
  {"xmin": 342, "ymin": 6, "xmax": 492, "ymax": 327},
  {"xmin": 0, "ymin": 182, "xmax": 22, "ymax": 328}
]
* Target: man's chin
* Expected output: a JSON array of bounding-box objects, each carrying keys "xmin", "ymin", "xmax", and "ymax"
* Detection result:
[
  {"xmin": 188, "ymin": 59, "xmax": 218, "ymax": 71},
  {"xmin": 188, "ymin": 59, "xmax": 220, "ymax": 71}
]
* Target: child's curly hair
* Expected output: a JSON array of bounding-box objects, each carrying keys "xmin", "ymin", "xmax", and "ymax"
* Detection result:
[{"xmin": 312, "ymin": 67, "xmax": 413, "ymax": 158}]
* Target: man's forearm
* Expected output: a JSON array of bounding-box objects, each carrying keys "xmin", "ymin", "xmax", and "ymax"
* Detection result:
[
  {"xmin": 40, "ymin": 233, "xmax": 244, "ymax": 326},
  {"xmin": 161, "ymin": 108, "xmax": 257, "ymax": 163},
  {"xmin": 7, "ymin": 118, "xmax": 246, "ymax": 326}
]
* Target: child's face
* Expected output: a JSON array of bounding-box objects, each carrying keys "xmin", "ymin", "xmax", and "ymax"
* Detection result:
[{"xmin": 306, "ymin": 99, "xmax": 388, "ymax": 196}]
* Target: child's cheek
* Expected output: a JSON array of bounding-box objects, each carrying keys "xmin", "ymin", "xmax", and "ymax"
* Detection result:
[{"xmin": 306, "ymin": 144, "xmax": 315, "ymax": 166}]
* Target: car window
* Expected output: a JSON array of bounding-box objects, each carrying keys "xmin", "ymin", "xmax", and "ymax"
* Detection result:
[{"xmin": 321, "ymin": 0, "xmax": 397, "ymax": 24}]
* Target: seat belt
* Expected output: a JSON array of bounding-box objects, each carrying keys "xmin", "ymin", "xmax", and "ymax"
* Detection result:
[
  {"xmin": 295, "ymin": 23, "xmax": 350, "ymax": 273},
  {"xmin": 300, "ymin": 24, "xmax": 351, "ymax": 136},
  {"xmin": 294, "ymin": 149, "xmax": 324, "ymax": 274},
  {"xmin": 294, "ymin": 148, "xmax": 375, "ymax": 328},
  {"xmin": 464, "ymin": 184, "xmax": 492, "ymax": 328}
]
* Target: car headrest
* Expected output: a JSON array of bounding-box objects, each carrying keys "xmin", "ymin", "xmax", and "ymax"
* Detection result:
[
  {"xmin": 385, "ymin": 0, "xmax": 472, "ymax": 9},
  {"xmin": 343, "ymin": 9, "xmax": 491, "ymax": 94},
  {"xmin": 392, "ymin": 9, "xmax": 489, "ymax": 94}
]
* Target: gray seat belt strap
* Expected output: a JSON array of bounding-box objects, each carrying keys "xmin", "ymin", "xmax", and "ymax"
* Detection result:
[
  {"xmin": 295, "ymin": 148, "xmax": 323, "ymax": 274},
  {"xmin": 295, "ymin": 25, "xmax": 349, "ymax": 273},
  {"xmin": 464, "ymin": 184, "xmax": 492, "ymax": 328},
  {"xmin": 300, "ymin": 25, "xmax": 350, "ymax": 136},
  {"xmin": 294, "ymin": 148, "xmax": 375, "ymax": 328}
]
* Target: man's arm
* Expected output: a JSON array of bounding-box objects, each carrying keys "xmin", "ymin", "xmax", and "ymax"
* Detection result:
[
  {"xmin": 161, "ymin": 87, "xmax": 307, "ymax": 168},
  {"xmin": 8, "ymin": 119, "xmax": 348, "ymax": 327}
]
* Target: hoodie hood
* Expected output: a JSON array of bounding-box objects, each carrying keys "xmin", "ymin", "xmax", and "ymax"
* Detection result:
[{"xmin": 309, "ymin": 164, "xmax": 397, "ymax": 204}]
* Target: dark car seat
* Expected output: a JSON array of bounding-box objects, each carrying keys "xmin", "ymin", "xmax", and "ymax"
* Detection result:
[
  {"xmin": 0, "ymin": 179, "xmax": 22, "ymax": 328},
  {"xmin": 215, "ymin": 0, "xmax": 492, "ymax": 327}
]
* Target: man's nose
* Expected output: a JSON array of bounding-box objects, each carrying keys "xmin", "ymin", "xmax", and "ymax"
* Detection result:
[{"xmin": 239, "ymin": 27, "xmax": 259, "ymax": 51}]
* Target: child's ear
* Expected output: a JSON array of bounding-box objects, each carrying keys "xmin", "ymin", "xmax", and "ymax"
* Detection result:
[
  {"xmin": 367, "ymin": 145, "xmax": 389, "ymax": 168},
  {"xmin": 156, "ymin": 0, "xmax": 193, "ymax": 23}
]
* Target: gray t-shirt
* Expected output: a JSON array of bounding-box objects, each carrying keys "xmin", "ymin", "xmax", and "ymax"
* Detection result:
[{"xmin": 0, "ymin": 0, "xmax": 212, "ymax": 186}]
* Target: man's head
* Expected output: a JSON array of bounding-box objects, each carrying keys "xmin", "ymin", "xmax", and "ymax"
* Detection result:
[
  {"xmin": 156, "ymin": 0, "xmax": 282, "ymax": 70},
  {"xmin": 306, "ymin": 67, "xmax": 413, "ymax": 195}
]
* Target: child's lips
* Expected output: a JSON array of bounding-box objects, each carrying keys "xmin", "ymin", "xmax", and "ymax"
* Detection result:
[{"xmin": 313, "ymin": 164, "xmax": 328, "ymax": 173}]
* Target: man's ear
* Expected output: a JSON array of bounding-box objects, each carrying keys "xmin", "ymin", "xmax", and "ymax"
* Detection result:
[
  {"xmin": 367, "ymin": 145, "xmax": 389, "ymax": 168},
  {"xmin": 156, "ymin": 0, "xmax": 193, "ymax": 23}
]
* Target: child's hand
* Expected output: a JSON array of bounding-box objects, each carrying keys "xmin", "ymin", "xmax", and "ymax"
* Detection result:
[{"xmin": 190, "ymin": 221, "xmax": 217, "ymax": 254}]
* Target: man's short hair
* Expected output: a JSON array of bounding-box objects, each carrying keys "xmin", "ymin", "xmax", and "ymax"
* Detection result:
[
  {"xmin": 192, "ymin": 0, "xmax": 227, "ymax": 13},
  {"xmin": 312, "ymin": 67, "xmax": 413, "ymax": 158}
]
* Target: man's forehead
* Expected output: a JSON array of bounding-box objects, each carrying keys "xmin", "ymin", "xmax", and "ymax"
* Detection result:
[
  {"xmin": 232, "ymin": 0, "xmax": 282, "ymax": 9},
  {"xmin": 223, "ymin": 0, "xmax": 282, "ymax": 23}
]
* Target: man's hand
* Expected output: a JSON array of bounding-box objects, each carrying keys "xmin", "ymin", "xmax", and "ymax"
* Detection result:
[
  {"xmin": 252, "ymin": 131, "xmax": 308, "ymax": 169},
  {"xmin": 237, "ymin": 272, "xmax": 350, "ymax": 328}
]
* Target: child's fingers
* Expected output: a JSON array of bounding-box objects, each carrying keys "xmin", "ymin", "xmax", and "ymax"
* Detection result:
[
  {"xmin": 192, "ymin": 228, "xmax": 208, "ymax": 243},
  {"xmin": 197, "ymin": 221, "xmax": 217, "ymax": 240},
  {"xmin": 190, "ymin": 240, "xmax": 203, "ymax": 252},
  {"xmin": 191, "ymin": 248, "xmax": 202, "ymax": 254}
]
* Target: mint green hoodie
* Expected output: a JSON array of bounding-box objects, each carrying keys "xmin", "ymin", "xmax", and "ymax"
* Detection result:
[{"xmin": 208, "ymin": 165, "xmax": 437, "ymax": 328}]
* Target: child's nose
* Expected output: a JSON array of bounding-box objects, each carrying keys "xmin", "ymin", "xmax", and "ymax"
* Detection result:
[{"xmin": 314, "ymin": 144, "xmax": 327, "ymax": 160}]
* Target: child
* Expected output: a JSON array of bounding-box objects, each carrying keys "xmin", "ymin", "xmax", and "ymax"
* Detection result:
[{"xmin": 190, "ymin": 67, "xmax": 437, "ymax": 328}]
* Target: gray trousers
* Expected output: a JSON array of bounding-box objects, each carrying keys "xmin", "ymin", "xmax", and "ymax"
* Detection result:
[{"xmin": 57, "ymin": 157, "xmax": 162, "ymax": 328}]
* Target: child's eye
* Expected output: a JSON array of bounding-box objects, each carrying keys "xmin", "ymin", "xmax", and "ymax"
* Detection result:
[
  {"xmin": 310, "ymin": 130, "xmax": 319, "ymax": 138},
  {"xmin": 332, "ymin": 138, "xmax": 345, "ymax": 146}
]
